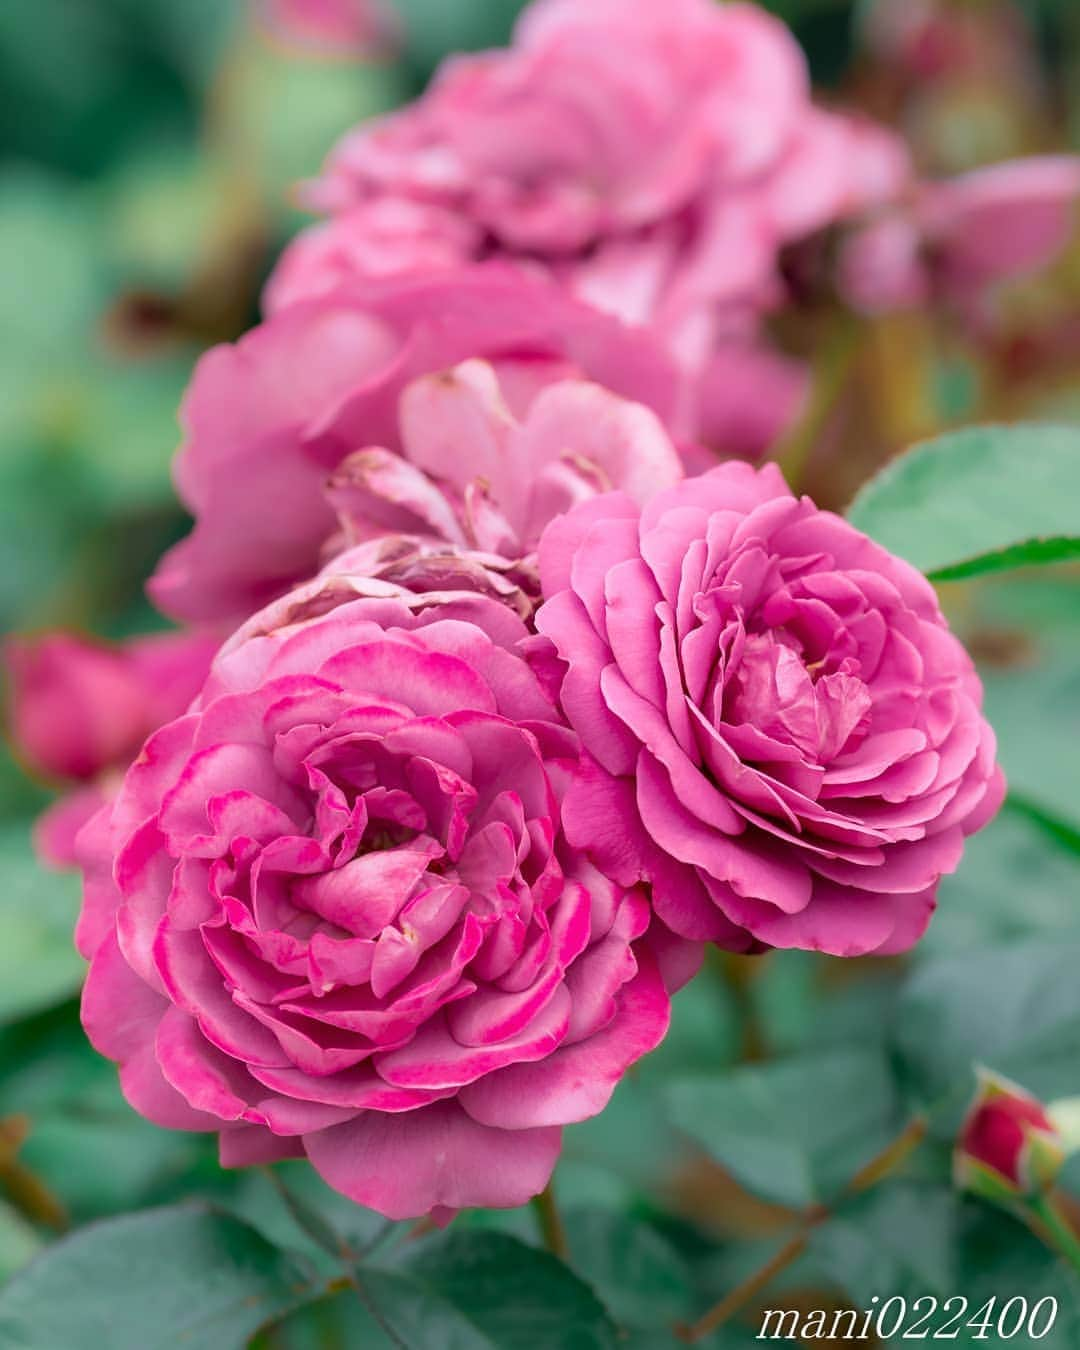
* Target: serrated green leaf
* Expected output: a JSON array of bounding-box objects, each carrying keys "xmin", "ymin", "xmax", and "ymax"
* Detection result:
[
  {"xmin": 0, "ymin": 1205, "xmax": 315, "ymax": 1350},
  {"xmin": 564, "ymin": 1209, "xmax": 696, "ymax": 1329},
  {"xmin": 397, "ymin": 1229, "xmax": 619, "ymax": 1350},
  {"xmin": 846, "ymin": 424, "xmax": 1080, "ymax": 580}
]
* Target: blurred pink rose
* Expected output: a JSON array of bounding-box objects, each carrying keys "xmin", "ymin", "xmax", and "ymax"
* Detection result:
[
  {"xmin": 840, "ymin": 156, "xmax": 1080, "ymax": 321},
  {"xmin": 4, "ymin": 631, "xmax": 219, "ymax": 865},
  {"xmin": 75, "ymin": 575, "xmax": 687, "ymax": 1219},
  {"xmin": 269, "ymin": 0, "xmax": 909, "ymax": 455},
  {"xmin": 254, "ymin": 0, "xmax": 399, "ymax": 58},
  {"xmin": 149, "ymin": 267, "xmax": 680, "ymax": 626},
  {"xmin": 535, "ymin": 463, "xmax": 1004, "ymax": 956}
]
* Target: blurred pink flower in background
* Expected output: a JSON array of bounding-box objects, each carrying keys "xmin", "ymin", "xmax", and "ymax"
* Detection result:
[
  {"xmin": 535, "ymin": 462, "xmax": 1004, "ymax": 956},
  {"xmin": 4, "ymin": 630, "xmax": 220, "ymax": 866},
  {"xmin": 253, "ymin": 0, "xmax": 400, "ymax": 58},
  {"xmin": 841, "ymin": 156, "xmax": 1080, "ymax": 324},
  {"xmin": 269, "ymin": 0, "xmax": 911, "ymax": 457},
  {"xmin": 148, "ymin": 267, "xmax": 680, "ymax": 626}
]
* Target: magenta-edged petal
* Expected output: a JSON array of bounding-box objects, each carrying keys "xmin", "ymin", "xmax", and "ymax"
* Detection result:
[
  {"xmin": 155, "ymin": 1006, "xmax": 262, "ymax": 1124},
  {"xmin": 318, "ymin": 640, "xmax": 498, "ymax": 717},
  {"xmin": 710, "ymin": 875, "xmax": 908, "ymax": 956},
  {"xmin": 648, "ymin": 850, "xmax": 755, "ymax": 946},
  {"xmin": 81, "ymin": 929, "xmax": 169, "ymax": 1062},
  {"xmin": 637, "ymin": 750, "xmax": 812, "ymax": 912},
  {"xmin": 560, "ymin": 756, "xmax": 647, "ymax": 886},
  {"xmin": 118, "ymin": 1042, "xmax": 220, "ymax": 1132},
  {"xmin": 250, "ymin": 1060, "xmax": 455, "ymax": 1112},
  {"xmin": 375, "ymin": 985, "xmax": 571, "ymax": 1089},
  {"xmin": 459, "ymin": 949, "xmax": 669, "ymax": 1129},
  {"xmin": 304, "ymin": 1101, "xmax": 562, "ymax": 1218},
  {"xmin": 534, "ymin": 590, "xmax": 638, "ymax": 776},
  {"xmin": 293, "ymin": 844, "xmax": 438, "ymax": 936}
]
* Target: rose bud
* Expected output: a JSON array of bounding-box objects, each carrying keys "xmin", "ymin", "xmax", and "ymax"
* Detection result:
[{"xmin": 954, "ymin": 1068, "xmax": 1065, "ymax": 1203}]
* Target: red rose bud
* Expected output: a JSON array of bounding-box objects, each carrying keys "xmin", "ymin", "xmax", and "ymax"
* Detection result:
[{"xmin": 954, "ymin": 1068, "xmax": 1065, "ymax": 1203}]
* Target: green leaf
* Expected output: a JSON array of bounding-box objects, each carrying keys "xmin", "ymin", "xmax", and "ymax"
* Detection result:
[
  {"xmin": 0, "ymin": 1205, "xmax": 315, "ymax": 1349},
  {"xmin": 0, "ymin": 1201, "xmax": 41, "ymax": 1284},
  {"xmin": 927, "ymin": 802, "xmax": 1080, "ymax": 950},
  {"xmin": 665, "ymin": 1048, "xmax": 903, "ymax": 1210},
  {"xmin": 0, "ymin": 823, "xmax": 84, "ymax": 1025},
  {"xmin": 564, "ymin": 1209, "xmax": 696, "ymax": 1330},
  {"xmin": 807, "ymin": 1184, "xmax": 1080, "ymax": 1344},
  {"xmin": 394, "ymin": 1229, "xmax": 619, "ymax": 1350},
  {"xmin": 846, "ymin": 424, "xmax": 1080, "ymax": 580},
  {"xmin": 895, "ymin": 939, "xmax": 1080, "ymax": 1119},
  {"xmin": 807, "ymin": 1183, "xmax": 960, "ymax": 1303}
]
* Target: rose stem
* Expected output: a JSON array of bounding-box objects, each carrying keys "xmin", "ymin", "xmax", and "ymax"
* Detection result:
[
  {"xmin": 1028, "ymin": 1192, "xmax": 1080, "ymax": 1275},
  {"xmin": 775, "ymin": 310, "xmax": 863, "ymax": 495},
  {"xmin": 532, "ymin": 1181, "xmax": 569, "ymax": 1260},
  {"xmin": 0, "ymin": 1115, "xmax": 68, "ymax": 1232},
  {"xmin": 676, "ymin": 1115, "xmax": 928, "ymax": 1343}
]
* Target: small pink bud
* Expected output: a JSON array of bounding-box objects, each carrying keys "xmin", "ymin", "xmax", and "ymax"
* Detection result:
[{"xmin": 954, "ymin": 1068, "xmax": 1064, "ymax": 1203}]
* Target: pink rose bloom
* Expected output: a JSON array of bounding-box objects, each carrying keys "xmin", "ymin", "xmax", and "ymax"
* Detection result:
[
  {"xmin": 266, "ymin": 201, "xmax": 482, "ymax": 315},
  {"xmin": 149, "ymin": 268, "xmax": 680, "ymax": 626},
  {"xmin": 4, "ymin": 630, "xmax": 219, "ymax": 866},
  {"xmin": 270, "ymin": 0, "xmax": 909, "ymax": 455},
  {"xmin": 254, "ymin": 0, "xmax": 399, "ymax": 58},
  {"xmin": 74, "ymin": 575, "xmax": 683, "ymax": 1220},
  {"xmin": 535, "ymin": 463, "xmax": 1004, "ymax": 956},
  {"xmin": 840, "ymin": 156, "xmax": 1080, "ymax": 321}
]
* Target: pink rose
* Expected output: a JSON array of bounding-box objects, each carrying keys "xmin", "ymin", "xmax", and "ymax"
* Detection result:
[
  {"xmin": 955, "ymin": 1069, "xmax": 1064, "ymax": 1200},
  {"xmin": 840, "ymin": 156, "xmax": 1080, "ymax": 321},
  {"xmin": 253, "ymin": 0, "xmax": 399, "ymax": 58},
  {"xmin": 265, "ymin": 200, "xmax": 481, "ymax": 314},
  {"xmin": 535, "ymin": 462, "xmax": 1004, "ymax": 956},
  {"xmin": 149, "ymin": 267, "xmax": 680, "ymax": 626},
  {"xmin": 74, "ymin": 575, "xmax": 682, "ymax": 1219},
  {"xmin": 4, "ymin": 630, "xmax": 219, "ymax": 866},
  {"xmin": 271, "ymin": 0, "xmax": 909, "ymax": 455}
]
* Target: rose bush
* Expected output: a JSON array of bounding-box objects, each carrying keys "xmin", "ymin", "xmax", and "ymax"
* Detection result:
[
  {"xmin": 148, "ymin": 267, "xmax": 679, "ymax": 625},
  {"xmin": 535, "ymin": 462, "xmax": 1004, "ymax": 956},
  {"xmin": 271, "ymin": 0, "xmax": 909, "ymax": 455},
  {"xmin": 74, "ymin": 562, "xmax": 688, "ymax": 1219}
]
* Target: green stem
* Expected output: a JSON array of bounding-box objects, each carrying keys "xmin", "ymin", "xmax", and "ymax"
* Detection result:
[
  {"xmin": 677, "ymin": 1116, "xmax": 928, "ymax": 1343},
  {"xmin": 774, "ymin": 311, "xmax": 862, "ymax": 494},
  {"xmin": 532, "ymin": 1182, "xmax": 569, "ymax": 1261},
  {"xmin": 1028, "ymin": 1193, "xmax": 1080, "ymax": 1274}
]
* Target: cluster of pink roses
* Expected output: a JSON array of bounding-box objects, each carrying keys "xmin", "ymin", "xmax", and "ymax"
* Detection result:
[{"xmin": 3, "ymin": 0, "xmax": 1028, "ymax": 1221}]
